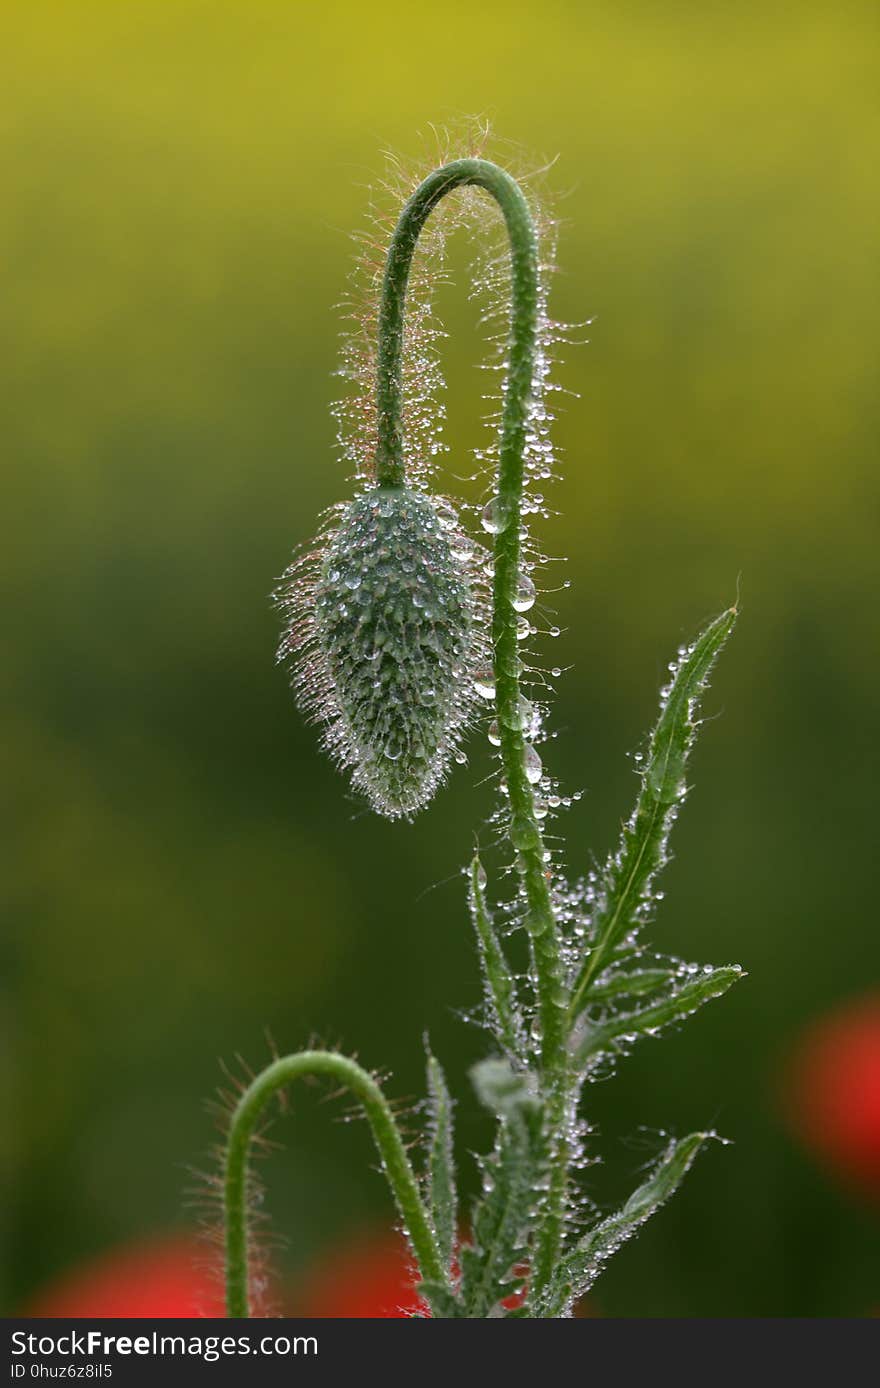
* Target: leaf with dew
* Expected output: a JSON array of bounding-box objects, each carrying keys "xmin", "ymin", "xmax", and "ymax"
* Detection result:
[
  {"xmin": 569, "ymin": 607, "xmax": 738, "ymax": 1022},
  {"xmin": 468, "ymin": 856, "xmax": 526, "ymax": 1060},
  {"xmin": 541, "ymin": 1132, "xmax": 716, "ymax": 1314},
  {"xmin": 573, "ymin": 965, "xmax": 744, "ymax": 1069},
  {"xmin": 425, "ymin": 1048, "xmax": 458, "ymax": 1280},
  {"xmin": 460, "ymin": 1060, "xmax": 545, "ymax": 1317}
]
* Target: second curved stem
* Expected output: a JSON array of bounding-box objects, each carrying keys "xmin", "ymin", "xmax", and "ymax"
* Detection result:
[{"xmin": 224, "ymin": 1050, "xmax": 443, "ymax": 1317}]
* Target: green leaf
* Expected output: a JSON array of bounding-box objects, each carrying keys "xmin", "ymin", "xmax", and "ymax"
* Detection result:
[
  {"xmin": 542, "ymin": 1132, "xmax": 715, "ymax": 1314},
  {"xmin": 584, "ymin": 966, "xmax": 673, "ymax": 1005},
  {"xmin": 468, "ymin": 857, "xmax": 526, "ymax": 1059},
  {"xmin": 425, "ymin": 1049, "xmax": 458, "ymax": 1277},
  {"xmin": 574, "ymin": 965, "xmax": 743, "ymax": 1068},
  {"xmin": 461, "ymin": 1059, "xmax": 545, "ymax": 1317},
  {"xmin": 569, "ymin": 607, "xmax": 738, "ymax": 1022}
]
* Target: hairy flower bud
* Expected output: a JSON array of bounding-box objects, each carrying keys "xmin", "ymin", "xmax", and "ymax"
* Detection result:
[{"xmin": 277, "ymin": 484, "xmax": 484, "ymax": 819}]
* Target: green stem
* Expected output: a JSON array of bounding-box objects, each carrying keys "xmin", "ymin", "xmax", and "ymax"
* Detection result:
[
  {"xmin": 223, "ymin": 1050, "xmax": 442, "ymax": 1317},
  {"xmin": 375, "ymin": 158, "xmax": 569, "ymax": 1302}
]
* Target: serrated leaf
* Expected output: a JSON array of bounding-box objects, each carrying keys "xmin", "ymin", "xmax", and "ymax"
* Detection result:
[
  {"xmin": 425, "ymin": 1049, "xmax": 458, "ymax": 1277},
  {"xmin": 569, "ymin": 607, "xmax": 737, "ymax": 1022},
  {"xmin": 468, "ymin": 857, "xmax": 526, "ymax": 1058},
  {"xmin": 574, "ymin": 965, "xmax": 743, "ymax": 1068},
  {"xmin": 542, "ymin": 1132, "xmax": 715, "ymax": 1314},
  {"xmin": 461, "ymin": 1059, "xmax": 545, "ymax": 1318}
]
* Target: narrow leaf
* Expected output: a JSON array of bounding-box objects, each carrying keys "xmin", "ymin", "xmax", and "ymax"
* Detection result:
[
  {"xmin": 461, "ymin": 1059, "xmax": 544, "ymax": 1317},
  {"xmin": 425, "ymin": 1049, "xmax": 458, "ymax": 1278},
  {"xmin": 585, "ymin": 967, "xmax": 673, "ymax": 1005},
  {"xmin": 574, "ymin": 965, "xmax": 743, "ymax": 1068},
  {"xmin": 570, "ymin": 606, "xmax": 737, "ymax": 1021},
  {"xmin": 469, "ymin": 856, "xmax": 526, "ymax": 1058},
  {"xmin": 543, "ymin": 1132, "xmax": 715, "ymax": 1313}
]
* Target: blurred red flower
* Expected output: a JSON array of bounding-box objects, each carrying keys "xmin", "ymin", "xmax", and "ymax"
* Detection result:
[
  {"xmin": 785, "ymin": 992, "xmax": 880, "ymax": 1199},
  {"xmin": 292, "ymin": 1231, "xmax": 424, "ymax": 1318},
  {"xmin": 24, "ymin": 1229, "xmax": 419, "ymax": 1320},
  {"xmin": 25, "ymin": 1235, "xmax": 225, "ymax": 1318},
  {"xmin": 293, "ymin": 1231, "xmax": 530, "ymax": 1317},
  {"xmin": 24, "ymin": 1228, "xmax": 592, "ymax": 1319}
]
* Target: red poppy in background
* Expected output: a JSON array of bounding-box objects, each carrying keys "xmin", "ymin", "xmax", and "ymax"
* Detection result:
[
  {"xmin": 292, "ymin": 1231, "xmax": 424, "ymax": 1318},
  {"xmin": 25, "ymin": 1236, "xmax": 226, "ymax": 1318},
  {"xmin": 785, "ymin": 991, "xmax": 880, "ymax": 1200},
  {"xmin": 23, "ymin": 1230, "xmax": 419, "ymax": 1320},
  {"xmin": 293, "ymin": 1232, "xmax": 532, "ymax": 1317}
]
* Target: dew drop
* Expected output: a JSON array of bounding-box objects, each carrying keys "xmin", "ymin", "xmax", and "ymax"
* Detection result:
[
  {"xmin": 510, "ymin": 816, "xmax": 541, "ymax": 852},
  {"xmin": 481, "ymin": 497, "xmax": 511, "ymax": 534},
  {"xmin": 524, "ymin": 744, "xmax": 543, "ymax": 784},
  {"xmin": 473, "ymin": 667, "xmax": 496, "ymax": 699},
  {"xmin": 512, "ymin": 574, "xmax": 536, "ymax": 613},
  {"xmin": 487, "ymin": 720, "xmax": 502, "ymax": 746},
  {"xmin": 500, "ymin": 695, "xmax": 535, "ymax": 733}
]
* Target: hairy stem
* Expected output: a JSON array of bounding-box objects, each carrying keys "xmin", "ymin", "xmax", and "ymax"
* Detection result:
[
  {"xmin": 223, "ymin": 1050, "xmax": 442, "ymax": 1316},
  {"xmin": 375, "ymin": 157, "xmax": 569, "ymax": 1301}
]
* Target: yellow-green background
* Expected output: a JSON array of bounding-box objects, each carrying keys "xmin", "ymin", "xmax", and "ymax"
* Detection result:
[{"xmin": 4, "ymin": 0, "xmax": 878, "ymax": 1314}]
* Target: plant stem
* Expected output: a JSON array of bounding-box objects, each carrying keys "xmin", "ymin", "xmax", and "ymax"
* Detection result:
[
  {"xmin": 223, "ymin": 1050, "xmax": 442, "ymax": 1316},
  {"xmin": 374, "ymin": 158, "xmax": 569, "ymax": 1302}
]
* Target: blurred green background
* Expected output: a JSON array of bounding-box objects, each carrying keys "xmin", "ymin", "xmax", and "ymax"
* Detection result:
[{"xmin": 3, "ymin": 0, "xmax": 878, "ymax": 1316}]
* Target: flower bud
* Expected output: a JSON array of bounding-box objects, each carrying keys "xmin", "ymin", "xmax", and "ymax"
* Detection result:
[{"xmin": 278, "ymin": 485, "xmax": 483, "ymax": 819}]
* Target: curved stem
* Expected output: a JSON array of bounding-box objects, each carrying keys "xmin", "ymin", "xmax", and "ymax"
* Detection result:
[
  {"xmin": 375, "ymin": 161, "xmax": 570, "ymax": 1300},
  {"xmin": 375, "ymin": 159, "xmax": 565, "ymax": 1065},
  {"xmin": 224, "ymin": 1050, "xmax": 443, "ymax": 1317}
]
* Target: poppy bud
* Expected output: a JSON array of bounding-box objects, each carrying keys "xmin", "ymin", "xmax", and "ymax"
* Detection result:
[{"xmin": 279, "ymin": 485, "xmax": 483, "ymax": 819}]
